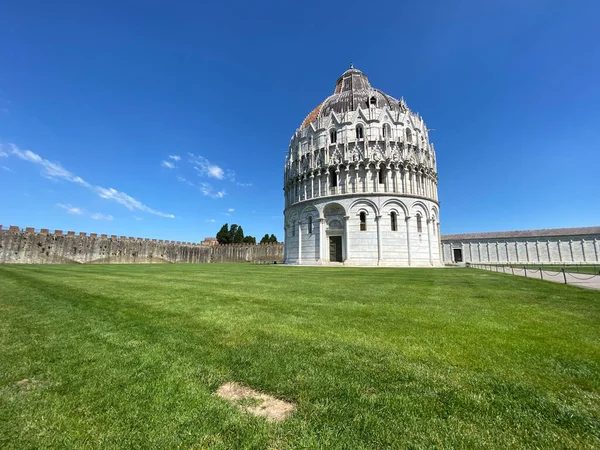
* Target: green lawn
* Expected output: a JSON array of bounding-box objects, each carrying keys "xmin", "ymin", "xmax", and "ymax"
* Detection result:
[{"xmin": 1, "ymin": 264, "xmax": 599, "ymax": 449}]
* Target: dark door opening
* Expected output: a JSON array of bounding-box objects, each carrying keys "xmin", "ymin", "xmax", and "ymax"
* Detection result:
[
  {"xmin": 453, "ymin": 248, "xmax": 463, "ymax": 263},
  {"xmin": 329, "ymin": 236, "xmax": 343, "ymax": 262}
]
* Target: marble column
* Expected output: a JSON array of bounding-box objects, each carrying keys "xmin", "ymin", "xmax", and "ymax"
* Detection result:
[
  {"xmin": 283, "ymin": 225, "xmax": 288, "ymax": 263},
  {"xmin": 405, "ymin": 216, "xmax": 412, "ymax": 266},
  {"xmin": 427, "ymin": 218, "xmax": 433, "ymax": 266},
  {"xmin": 437, "ymin": 222, "xmax": 443, "ymax": 264},
  {"xmin": 344, "ymin": 215, "xmax": 351, "ymax": 262},
  {"xmin": 298, "ymin": 220, "xmax": 302, "ymax": 264},
  {"xmin": 303, "ymin": 176, "xmax": 307, "ymax": 200},
  {"xmin": 319, "ymin": 218, "xmax": 326, "ymax": 263},
  {"xmin": 317, "ymin": 171, "xmax": 322, "ymax": 197},
  {"xmin": 376, "ymin": 215, "xmax": 382, "ymax": 265},
  {"xmin": 385, "ymin": 165, "xmax": 391, "ymax": 193}
]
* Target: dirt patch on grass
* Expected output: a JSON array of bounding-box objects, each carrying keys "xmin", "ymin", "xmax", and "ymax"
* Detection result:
[
  {"xmin": 16, "ymin": 378, "xmax": 43, "ymax": 392},
  {"xmin": 216, "ymin": 382, "xmax": 295, "ymax": 421}
]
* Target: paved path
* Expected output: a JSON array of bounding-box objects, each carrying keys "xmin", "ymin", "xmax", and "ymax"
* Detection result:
[{"xmin": 473, "ymin": 265, "xmax": 600, "ymax": 290}]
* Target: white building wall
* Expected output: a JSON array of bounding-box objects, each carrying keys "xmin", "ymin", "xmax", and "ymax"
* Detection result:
[
  {"xmin": 300, "ymin": 220, "xmax": 319, "ymax": 264},
  {"xmin": 442, "ymin": 236, "xmax": 600, "ymax": 264},
  {"xmin": 285, "ymin": 195, "xmax": 442, "ymax": 266}
]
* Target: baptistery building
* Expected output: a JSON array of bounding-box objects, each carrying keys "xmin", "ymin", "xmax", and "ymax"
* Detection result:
[{"xmin": 283, "ymin": 66, "xmax": 442, "ymax": 266}]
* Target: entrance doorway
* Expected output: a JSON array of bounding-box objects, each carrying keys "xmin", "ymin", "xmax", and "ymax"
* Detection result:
[
  {"xmin": 453, "ymin": 248, "xmax": 463, "ymax": 263},
  {"xmin": 329, "ymin": 236, "xmax": 343, "ymax": 262}
]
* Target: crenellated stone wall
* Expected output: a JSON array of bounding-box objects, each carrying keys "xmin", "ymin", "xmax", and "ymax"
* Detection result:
[{"xmin": 0, "ymin": 226, "xmax": 284, "ymax": 264}]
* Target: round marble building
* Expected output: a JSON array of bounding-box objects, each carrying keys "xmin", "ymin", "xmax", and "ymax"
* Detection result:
[{"xmin": 283, "ymin": 66, "xmax": 442, "ymax": 266}]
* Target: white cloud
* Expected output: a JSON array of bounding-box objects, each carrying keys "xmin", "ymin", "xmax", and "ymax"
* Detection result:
[
  {"xmin": 161, "ymin": 160, "xmax": 175, "ymax": 169},
  {"xmin": 228, "ymin": 208, "xmax": 235, "ymax": 212},
  {"xmin": 8, "ymin": 143, "xmax": 174, "ymax": 219},
  {"xmin": 176, "ymin": 176, "xmax": 192, "ymax": 186},
  {"xmin": 57, "ymin": 203, "xmax": 84, "ymax": 215},
  {"xmin": 11, "ymin": 145, "xmax": 91, "ymax": 187},
  {"xmin": 205, "ymin": 218, "xmax": 216, "ymax": 223},
  {"xmin": 0, "ymin": 150, "xmax": 7, "ymax": 158},
  {"xmin": 2, "ymin": 165, "xmax": 11, "ymax": 172},
  {"xmin": 236, "ymin": 182, "xmax": 253, "ymax": 187},
  {"xmin": 189, "ymin": 153, "xmax": 226, "ymax": 180},
  {"xmin": 95, "ymin": 187, "xmax": 175, "ymax": 218},
  {"xmin": 199, "ymin": 182, "xmax": 226, "ymax": 199},
  {"xmin": 169, "ymin": 155, "xmax": 181, "ymax": 161},
  {"xmin": 133, "ymin": 216, "xmax": 143, "ymax": 221},
  {"xmin": 57, "ymin": 203, "xmax": 113, "ymax": 220},
  {"xmin": 90, "ymin": 213, "xmax": 114, "ymax": 221}
]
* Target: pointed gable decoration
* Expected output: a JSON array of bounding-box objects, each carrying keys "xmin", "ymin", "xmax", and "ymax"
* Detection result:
[{"xmin": 355, "ymin": 106, "xmax": 369, "ymax": 123}]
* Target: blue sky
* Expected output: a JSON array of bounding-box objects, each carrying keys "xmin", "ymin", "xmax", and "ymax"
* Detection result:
[{"xmin": 1, "ymin": 0, "xmax": 598, "ymax": 242}]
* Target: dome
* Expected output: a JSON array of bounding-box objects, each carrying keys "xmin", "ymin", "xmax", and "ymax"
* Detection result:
[{"xmin": 300, "ymin": 66, "xmax": 405, "ymax": 129}]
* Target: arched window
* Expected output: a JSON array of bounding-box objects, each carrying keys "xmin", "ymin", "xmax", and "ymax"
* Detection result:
[
  {"xmin": 382, "ymin": 123, "xmax": 391, "ymax": 139},
  {"xmin": 378, "ymin": 166, "xmax": 385, "ymax": 184},
  {"xmin": 406, "ymin": 128, "xmax": 412, "ymax": 143},
  {"xmin": 329, "ymin": 167, "xmax": 337, "ymax": 187},
  {"xmin": 308, "ymin": 216, "xmax": 313, "ymax": 234},
  {"xmin": 369, "ymin": 96, "xmax": 377, "ymax": 107},
  {"xmin": 330, "ymin": 129, "xmax": 337, "ymax": 144},
  {"xmin": 356, "ymin": 124, "xmax": 364, "ymax": 139},
  {"xmin": 359, "ymin": 212, "xmax": 367, "ymax": 231},
  {"xmin": 391, "ymin": 212, "xmax": 397, "ymax": 231},
  {"xmin": 416, "ymin": 214, "xmax": 422, "ymax": 233},
  {"xmin": 292, "ymin": 221, "xmax": 296, "ymax": 237}
]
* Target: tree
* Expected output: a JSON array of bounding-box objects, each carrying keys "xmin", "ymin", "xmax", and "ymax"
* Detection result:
[
  {"xmin": 233, "ymin": 226, "xmax": 244, "ymax": 243},
  {"xmin": 229, "ymin": 224, "xmax": 238, "ymax": 243},
  {"xmin": 242, "ymin": 236, "xmax": 256, "ymax": 244},
  {"xmin": 216, "ymin": 223, "xmax": 268, "ymax": 246},
  {"xmin": 216, "ymin": 223, "xmax": 231, "ymax": 244}
]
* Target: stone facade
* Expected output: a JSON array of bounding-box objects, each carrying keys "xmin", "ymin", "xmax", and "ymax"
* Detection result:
[
  {"xmin": 284, "ymin": 66, "xmax": 442, "ymax": 266},
  {"xmin": 441, "ymin": 227, "xmax": 600, "ymax": 264},
  {"xmin": 0, "ymin": 227, "xmax": 283, "ymax": 264}
]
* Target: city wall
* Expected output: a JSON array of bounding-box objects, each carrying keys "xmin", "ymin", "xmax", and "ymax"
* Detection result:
[{"xmin": 0, "ymin": 226, "xmax": 284, "ymax": 264}]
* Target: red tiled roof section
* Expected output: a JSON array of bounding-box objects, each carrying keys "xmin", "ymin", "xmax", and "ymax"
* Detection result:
[{"xmin": 300, "ymin": 101, "xmax": 324, "ymax": 129}]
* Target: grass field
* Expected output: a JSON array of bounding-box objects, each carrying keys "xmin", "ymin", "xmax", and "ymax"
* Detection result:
[{"xmin": 1, "ymin": 264, "xmax": 599, "ymax": 449}]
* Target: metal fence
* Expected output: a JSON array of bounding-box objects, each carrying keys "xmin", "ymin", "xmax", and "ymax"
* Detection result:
[{"xmin": 468, "ymin": 263, "xmax": 600, "ymax": 286}]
